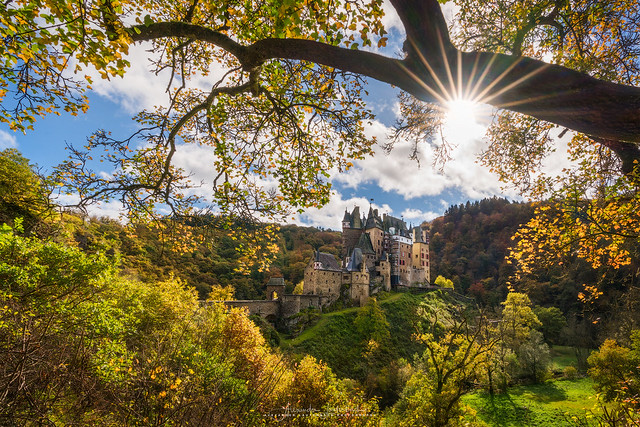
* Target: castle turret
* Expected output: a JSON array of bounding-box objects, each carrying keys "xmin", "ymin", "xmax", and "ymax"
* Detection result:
[
  {"xmin": 342, "ymin": 209, "xmax": 351, "ymax": 229},
  {"xmin": 351, "ymin": 206, "xmax": 362, "ymax": 229}
]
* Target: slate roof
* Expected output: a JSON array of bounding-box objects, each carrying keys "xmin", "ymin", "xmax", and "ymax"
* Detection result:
[
  {"xmin": 267, "ymin": 277, "xmax": 285, "ymax": 287},
  {"xmin": 355, "ymin": 232, "xmax": 375, "ymax": 255},
  {"xmin": 346, "ymin": 248, "xmax": 364, "ymax": 272},
  {"xmin": 351, "ymin": 206, "xmax": 362, "ymax": 229},
  {"xmin": 314, "ymin": 251, "xmax": 341, "ymax": 271},
  {"xmin": 365, "ymin": 207, "xmax": 383, "ymax": 229},
  {"xmin": 383, "ymin": 214, "xmax": 409, "ymax": 237}
]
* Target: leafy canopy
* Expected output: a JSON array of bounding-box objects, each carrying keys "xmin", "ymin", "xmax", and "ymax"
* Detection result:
[{"xmin": 3, "ymin": 0, "xmax": 640, "ymax": 277}]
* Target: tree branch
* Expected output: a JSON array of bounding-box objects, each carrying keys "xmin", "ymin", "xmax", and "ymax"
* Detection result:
[{"xmin": 128, "ymin": 0, "xmax": 640, "ymax": 146}]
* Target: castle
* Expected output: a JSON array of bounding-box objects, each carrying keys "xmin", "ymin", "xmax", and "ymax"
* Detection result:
[
  {"xmin": 303, "ymin": 205, "xmax": 431, "ymax": 306},
  {"xmin": 221, "ymin": 204, "xmax": 431, "ymax": 323}
]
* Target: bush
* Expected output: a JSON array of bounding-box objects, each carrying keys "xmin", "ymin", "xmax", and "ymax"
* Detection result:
[
  {"xmin": 0, "ymin": 228, "xmax": 381, "ymax": 425},
  {"xmin": 563, "ymin": 365, "xmax": 578, "ymax": 380}
]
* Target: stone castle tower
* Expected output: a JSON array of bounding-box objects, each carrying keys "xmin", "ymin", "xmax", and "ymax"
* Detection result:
[
  {"xmin": 304, "ymin": 204, "xmax": 431, "ymax": 307},
  {"xmin": 342, "ymin": 205, "xmax": 431, "ymax": 286}
]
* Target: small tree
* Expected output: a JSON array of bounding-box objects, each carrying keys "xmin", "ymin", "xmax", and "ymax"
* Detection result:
[
  {"xmin": 534, "ymin": 306, "xmax": 567, "ymax": 345},
  {"xmin": 292, "ymin": 281, "xmax": 304, "ymax": 295},
  {"xmin": 588, "ymin": 338, "xmax": 640, "ymax": 401},
  {"xmin": 0, "ymin": 149, "xmax": 52, "ymax": 234},
  {"xmin": 434, "ymin": 275, "xmax": 454, "ymax": 289},
  {"xmin": 587, "ymin": 332, "xmax": 640, "ymax": 425},
  {"xmin": 518, "ymin": 330, "xmax": 551, "ymax": 383},
  {"xmin": 391, "ymin": 305, "xmax": 496, "ymax": 426},
  {"xmin": 501, "ymin": 292, "xmax": 542, "ymax": 351},
  {"xmin": 354, "ymin": 297, "xmax": 391, "ymax": 346}
]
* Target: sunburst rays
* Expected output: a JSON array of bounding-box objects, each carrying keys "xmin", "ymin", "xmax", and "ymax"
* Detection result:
[
  {"xmin": 397, "ymin": 35, "xmax": 559, "ymax": 143},
  {"xmin": 401, "ymin": 35, "xmax": 557, "ymax": 111}
]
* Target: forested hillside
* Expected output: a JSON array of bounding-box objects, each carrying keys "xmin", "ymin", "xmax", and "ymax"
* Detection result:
[
  {"xmin": 430, "ymin": 197, "xmax": 640, "ymax": 348},
  {"xmin": 0, "ymin": 149, "xmax": 383, "ymax": 425},
  {"xmin": 429, "ymin": 198, "xmax": 533, "ymax": 306},
  {"xmin": 44, "ymin": 209, "xmax": 340, "ymax": 301}
]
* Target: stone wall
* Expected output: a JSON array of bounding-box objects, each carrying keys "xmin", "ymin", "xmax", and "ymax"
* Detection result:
[
  {"xmin": 375, "ymin": 259, "xmax": 391, "ymax": 291},
  {"xmin": 223, "ymin": 300, "xmax": 281, "ymax": 319},
  {"xmin": 221, "ymin": 294, "xmax": 328, "ymax": 322},
  {"xmin": 303, "ymin": 263, "xmax": 341, "ymax": 301},
  {"xmin": 280, "ymin": 294, "xmax": 328, "ymax": 318}
]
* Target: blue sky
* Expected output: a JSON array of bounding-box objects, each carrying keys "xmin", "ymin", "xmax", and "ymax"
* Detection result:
[{"xmin": 0, "ymin": 3, "xmax": 532, "ymax": 230}]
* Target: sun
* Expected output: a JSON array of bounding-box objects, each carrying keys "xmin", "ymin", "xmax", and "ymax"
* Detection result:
[{"xmin": 442, "ymin": 99, "xmax": 486, "ymax": 144}]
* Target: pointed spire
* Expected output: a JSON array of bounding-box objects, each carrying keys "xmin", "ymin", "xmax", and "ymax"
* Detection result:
[{"xmin": 342, "ymin": 209, "xmax": 351, "ymax": 222}]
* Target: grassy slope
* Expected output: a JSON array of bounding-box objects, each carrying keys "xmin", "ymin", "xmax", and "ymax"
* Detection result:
[
  {"xmin": 281, "ymin": 291, "xmax": 435, "ymax": 379},
  {"xmin": 282, "ymin": 293, "xmax": 601, "ymax": 426}
]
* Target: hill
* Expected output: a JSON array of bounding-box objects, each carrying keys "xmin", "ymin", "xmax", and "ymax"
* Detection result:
[
  {"xmin": 429, "ymin": 197, "xmax": 534, "ymax": 306},
  {"xmin": 282, "ymin": 290, "xmax": 463, "ymax": 407}
]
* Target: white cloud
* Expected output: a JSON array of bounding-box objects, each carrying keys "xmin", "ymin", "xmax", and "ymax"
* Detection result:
[
  {"xmin": 0, "ymin": 130, "xmax": 17, "ymax": 149},
  {"xmin": 84, "ymin": 43, "xmax": 169, "ymax": 113},
  {"xmin": 86, "ymin": 43, "xmax": 230, "ymax": 113},
  {"xmin": 294, "ymin": 191, "xmax": 399, "ymax": 230},
  {"xmin": 171, "ymin": 142, "xmax": 217, "ymax": 199},
  {"xmin": 333, "ymin": 118, "xmax": 519, "ymax": 202},
  {"xmin": 53, "ymin": 192, "xmax": 125, "ymax": 220},
  {"xmin": 401, "ymin": 207, "xmax": 439, "ymax": 222},
  {"xmin": 381, "ymin": 0, "xmax": 404, "ymax": 33}
]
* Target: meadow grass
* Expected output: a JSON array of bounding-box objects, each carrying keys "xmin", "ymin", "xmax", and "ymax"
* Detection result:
[
  {"xmin": 550, "ymin": 345, "xmax": 591, "ymax": 371},
  {"xmin": 462, "ymin": 378, "xmax": 599, "ymax": 426}
]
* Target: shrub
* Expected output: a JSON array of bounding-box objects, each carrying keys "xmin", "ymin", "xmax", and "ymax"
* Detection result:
[{"xmin": 563, "ymin": 366, "xmax": 578, "ymax": 380}]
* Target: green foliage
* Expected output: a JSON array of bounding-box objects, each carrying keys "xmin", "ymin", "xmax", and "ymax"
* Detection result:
[
  {"xmin": 518, "ymin": 330, "xmax": 551, "ymax": 383},
  {"xmin": 249, "ymin": 314, "xmax": 281, "ymax": 347},
  {"xmin": 285, "ymin": 292, "xmax": 442, "ymax": 409},
  {"xmin": 450, "ymin": 0, "xmax": 640, "ymax": 287},
  {"xmin": 501, "ymin": 292, "xmax": 542, "ymax": 350},
  {"xmin": 390, "ymin": 303, "xmax": 492, "ymax": 427},
  {"xmin": 434, "ymin": 274, "xmax": 454, "ymax": 289},
  {"xmin": 563, "ymin": 366, "xmax": 578, "ymax": 380},
  {"xmin": 286, "ymin": 293, "xmax": 431, "ymax": 379},
  {"xmin": 0, "ymin": 226, "xmax": 380, "ymax": 425},
  {"xmin": 73, "ymin": 216, "xmax": 340, "ymax": 300},
  {"xmin": 354, "ymin": 297, "xmax": 390, "ymax": 345},
  {"xmin": 549, "ymin": 345, "xmax": 586, "ymax": 373},
  {"xmin": 429, "ymin": 198, "xmax": 534, "ymax": 304},
  {"xmin": 0, "ymin": 149, "xmax": 51, "ymax": 234},
  {"xmin": 0, "ymin": 226, "xmax": 112, "ymax": 423},
  {"xmin": 0, "ymin": 0, "xmax": 128, "ymax": 131},
  {"xmin": 292, "ymin": 281, "xmax": 304, "ymax": 294},
  {"xmin": 587, "ymin": 335, "xmax": 640, "ymax": 402},
  {"xmin": 273, "ymin": 225, "xmax": 342, "ymax": 287},
  {"xmin": 534, "ymin": 306, "xmax": 567, "ymax": 345}
]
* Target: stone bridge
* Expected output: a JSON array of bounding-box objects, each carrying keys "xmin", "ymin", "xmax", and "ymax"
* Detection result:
[
  {"xmin": 219, "ymin": 294, "xmax": 330, "ymax": 322},
  {"xmin": 224, "ymin": 300, "xmax": 281, "ymax": 319}
]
